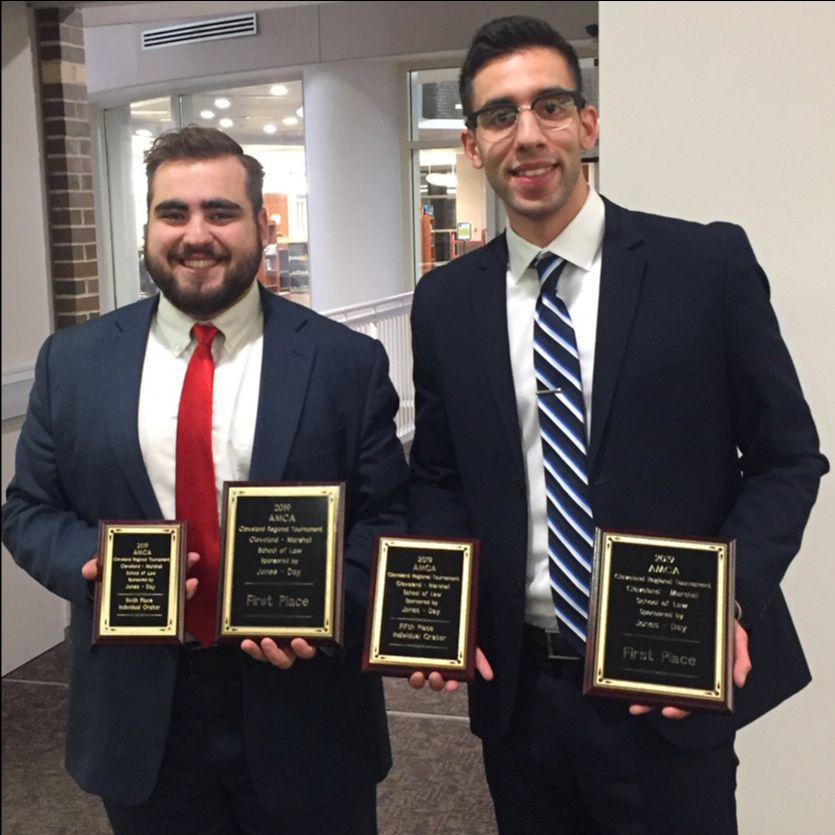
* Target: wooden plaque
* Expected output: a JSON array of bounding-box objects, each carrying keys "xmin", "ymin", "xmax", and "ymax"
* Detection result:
[
  {"xmin": 218, "ymin": 482, "xmax": 344, "ymax": 645},
  {"xmin": 583, "ymin": 528, "xmax": 735, "ymax": 713},
  {"xmin": 93, "ymin": 520, "xmax": 186, "ymax": 644},
  {"xmin": 363, "ymin": 535, "xmax": 479, "ymax": 682}
]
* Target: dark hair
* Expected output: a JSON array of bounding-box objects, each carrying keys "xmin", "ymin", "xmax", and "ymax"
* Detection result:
[
  {"xmin": 459, "ymin": 16, "xmax": 583, "ymax": 118},
  {"xmin": 144, "ymin": 124, "xmax": 265, "ymax": 215}
]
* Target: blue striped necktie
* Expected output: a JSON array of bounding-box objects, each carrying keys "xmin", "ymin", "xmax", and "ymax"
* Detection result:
[{"xmin": 533, "ymin": 252, "xmax": 593, "ymax": 652}]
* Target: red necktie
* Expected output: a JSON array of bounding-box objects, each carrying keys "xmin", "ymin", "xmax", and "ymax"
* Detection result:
[{"xmin": 176, "ymin": 323, "xmax": 220, "ymax": 646}]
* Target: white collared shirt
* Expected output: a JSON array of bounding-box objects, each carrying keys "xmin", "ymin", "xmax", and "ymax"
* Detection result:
[
  {"xmin": 505, "ymin": 189, "xmax": 605, "ymax": 628},
  {"xmin": 138, "ymin": 280, "xmax": 264, "ymax": 520}
]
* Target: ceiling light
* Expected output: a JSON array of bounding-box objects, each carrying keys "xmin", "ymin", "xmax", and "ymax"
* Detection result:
[
  {"xmin": 200, "ymin": 110, "xmax": 215, "ymax": 119},
  {"xmin": 135, "ymin": 129, "xmax": 153, "ymax": 137},
  {"xmin": 263, "ymin": 124, "xmax": 277, "ymax": 134},
  {"xmin": 282, "ymin": 116, "xmax": 299, "ymax": 127},
  {"xmin": 296, "ymin": 106, "xmax": 304, "ymax": 119},
  {"xmin": 214, "ymin": 98, "xmax": 231, "ymax": 109},
  {"xmin": 270, "ymin": 84, "xmax": 289, "ymax": 97},
  {"xmin": 219, "ymin": 118, "xmax": 234, "ymax": 128}
]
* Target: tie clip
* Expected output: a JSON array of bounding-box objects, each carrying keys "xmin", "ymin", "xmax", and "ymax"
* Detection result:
[{"xmin": 536, "ymin": 387, "xmax": 562, "ymax": 396}]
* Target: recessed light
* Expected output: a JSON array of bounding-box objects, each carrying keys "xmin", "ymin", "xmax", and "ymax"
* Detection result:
[
  {"xmin": 270, "ymin": 84, "xmax": 289, "ymax": 97},
  {"xmin": 263, "ymin": 124, "xmax": 277, "ymax": 134},
  {"xmin": 296, "ymin": 106, "xmax": 304, "ymax": 119},
  {"xmin": 282, "ymin": 116, "xmax": 299, "ymax": 127},
  {"xmin": 214, "ymin": 98, "xmax": 231, "ymax": 109},
  {"xmin": 219, "ymin": 118, "xmax": 234, "ymax": 128},
  {"xmin": 200, "ymin": 110, "xmax": 215, "ymax": 119}
]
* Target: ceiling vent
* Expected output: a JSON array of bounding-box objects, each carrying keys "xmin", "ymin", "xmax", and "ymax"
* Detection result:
[{"xmin": 142, "ymin": 14, "xmax": 257, "ymax": 50}]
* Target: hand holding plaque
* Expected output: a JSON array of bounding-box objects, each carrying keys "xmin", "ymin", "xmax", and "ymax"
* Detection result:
[
  {"xmin": 583, "ymin": 528, "xmax": 735, "ymax": 713},
  {"xmin": 362, "ymin": 535, "xmax": 479, "ymax": 682},
  {"xmin": 218, "ymin": 482, "xmax": 344, "ymax": 645},
  {"xmin": 93, "ymin": 521, "xmax": 187, "ymax": 644}
]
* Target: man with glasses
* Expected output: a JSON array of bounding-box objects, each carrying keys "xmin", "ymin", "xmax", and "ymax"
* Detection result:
[{"xmin": 407, "ymin": 15, "xmax": 826, "ymax": 834}]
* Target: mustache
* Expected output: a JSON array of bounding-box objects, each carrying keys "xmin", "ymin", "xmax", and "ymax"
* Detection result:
[{"xmin": 170, "ymin": 244, "xmax": 228, "ymax": 260}]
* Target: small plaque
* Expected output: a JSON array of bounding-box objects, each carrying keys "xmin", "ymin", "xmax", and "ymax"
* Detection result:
[
  {"xmin": 583, "ymin": 528, "xmax": 735, "ymax": 713},
  {"xmin": 93, "ymin": 521, "xmax": 187, "ymax": 644},
  {"xmin": 362, "ymin": 535, "xmax": 479, "ymax": 681},
  {"xmin": 218, "ymin": 482, "xmax": 344, "ymax": 645}
]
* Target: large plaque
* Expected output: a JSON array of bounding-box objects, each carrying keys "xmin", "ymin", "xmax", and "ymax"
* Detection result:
[
  {"xmin": 93, "ymin": 521, "xmax": 187, "ymax": 644},
  {"xmin": 362, "ymin": 535, "xmax": 479, "ymax": 681},
  {"xmin": 583, "ymin": 528, "xmax": 735, "ymax": 713},
  {"xmin": 218, "ymin": 482, "xmax": 344, "ymax": 645}
]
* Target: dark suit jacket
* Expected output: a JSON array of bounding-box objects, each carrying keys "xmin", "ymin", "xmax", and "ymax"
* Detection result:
[
  {"xmin": 2, "ymin": 285, "xmax": 409, "ymax": 813},
  {"xmin": 409, "ymin": 198, "xmax": 827, "ymax": 749}
]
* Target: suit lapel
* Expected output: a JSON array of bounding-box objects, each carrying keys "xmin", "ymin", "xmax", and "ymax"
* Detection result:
[
  {"xmin": 100, "ymin": 289, "xmax": 312, "ymax": 511},
  {"xmin": 101, "ymin": 299, "xmax": 162, "ymax": 517},
  {"xmin": 588, "ymin": 200, "xmax": 647, "ymax": 474},
  {"xmin": 249, "ymin": 289, "xmax": 315, "ymax": 480},
  {"xmin": 471, "ymin": 235, "xmax": 525, "ymax": 478}
]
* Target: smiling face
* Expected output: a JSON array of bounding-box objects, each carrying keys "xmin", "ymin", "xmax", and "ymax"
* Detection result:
[
  {"xmin": 461, "ymin": 47, "xmax": 599, "ymax": 246},
  {"xmin": 143, "ymin": 155, "xmax": 268, "ymax": 319}
]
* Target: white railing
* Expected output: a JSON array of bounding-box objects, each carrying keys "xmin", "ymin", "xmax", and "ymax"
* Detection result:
[{"xmin": 323, "ymin": 292, "xmax": 415, "ymax": 443}]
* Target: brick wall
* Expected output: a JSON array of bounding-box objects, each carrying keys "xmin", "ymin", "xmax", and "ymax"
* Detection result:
[{"xmin": 36, "ymin": 6, "xmax": 100, "ymax": 330}]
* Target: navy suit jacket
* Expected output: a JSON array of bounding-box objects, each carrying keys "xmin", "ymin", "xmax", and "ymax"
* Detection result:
[
  {"xmin": 409, "ymin": 198, "xmax": 827, "ymax": 749},
  {"xmin": 3, "ymin": 285, "xmax": 409, "ymax": 812}
]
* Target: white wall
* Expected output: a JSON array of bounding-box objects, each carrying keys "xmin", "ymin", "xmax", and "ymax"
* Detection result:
[
  {"xmin": 1, "ymin": 2, "xmax": 52, "ymax": 368},
  {"xmin": 1, "ymin": 1, "xmax": 68, "ymax": 674},
  {"xmin": 599, "ymin": 3, "xmax": 835, "ymax": 831}
]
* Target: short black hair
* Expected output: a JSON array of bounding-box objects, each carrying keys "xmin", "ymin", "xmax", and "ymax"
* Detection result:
[
  {"xmin": 459, "ymin": 16, "xmax": 582, "ymax": 118},
  {"xmin": 144, "ymin": 124, "xmax": 264, "ymax": 215}
]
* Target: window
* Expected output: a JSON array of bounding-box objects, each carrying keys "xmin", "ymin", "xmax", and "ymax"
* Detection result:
[
  {"xmin": 408, "ymin": 69, "xmax": 490, "ymax": 282},
  {"xmin": 102, "ymin": 81, "xmax": 310, "ymax": 308}
]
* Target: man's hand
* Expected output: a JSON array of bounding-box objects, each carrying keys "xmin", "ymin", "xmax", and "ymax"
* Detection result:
[
  {"xmin": 82, "ymin": 551, "xmax": 202, "ymax": 601},
  {"xmin": 731, "ymin": 618, "xmax": 752, "ymax": 688},
  {"xmin": 239, "ymin": 637, "xmax": 317, "ymax": 669},
  {"xmin": 629, "ymin": 620, "xmax": 751, "ymax": 720},
  {"xmin": 628, "ymin": 700, "xmax": 691, "ymax": 721},
  {"xmin": 408, "ymin": 647, "xmax": 494, "ymax": 693},
  {"xmin": 183, "ymin": 552, "xmax": 200, "ymax": 601}
]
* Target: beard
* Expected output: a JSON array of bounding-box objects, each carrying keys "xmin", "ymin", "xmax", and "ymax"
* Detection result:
[{"xmin": 144, "ymin": 238, "xmax": 263, "ymax": 319}]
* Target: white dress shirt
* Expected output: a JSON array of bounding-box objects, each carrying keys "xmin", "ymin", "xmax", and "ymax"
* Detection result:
[
  {"xmin": 505, "ymin": 189, "xmax": 605, "ymax": 629},
  {"xmin": 138, "ymin": 280, "xmax": 264, "ymax": 520}
]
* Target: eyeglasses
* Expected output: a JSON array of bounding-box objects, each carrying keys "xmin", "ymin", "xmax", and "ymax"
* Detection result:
[{"xmin": 466, "ymin": 90, "xmax": 586, "ymax": 142}]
